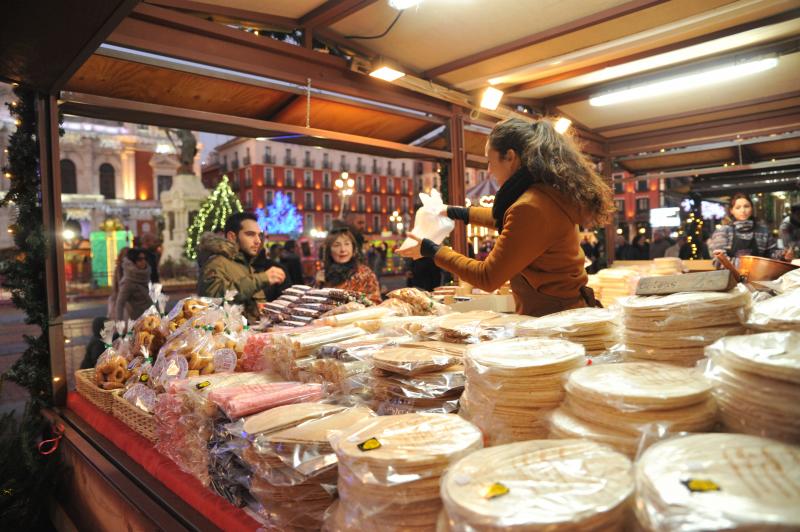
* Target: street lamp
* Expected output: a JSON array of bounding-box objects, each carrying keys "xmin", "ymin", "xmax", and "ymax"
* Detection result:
[
  {"xmin": 334, "ymin": 171, "xmax": 355, "ymax": 219},
  {"xmin": 389, "ymin": 210, "xmax": 403, "ymax": 234}
]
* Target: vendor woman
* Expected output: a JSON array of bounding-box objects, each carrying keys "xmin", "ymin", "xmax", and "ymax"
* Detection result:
[
  {"xmin": 399, "ymin": 117, "xmax": 614, "ymax": 317},
  {"xmin": 708, "ymin": 192, "xmax": 782, "ymax": 264},
  {"xmin": 317, "ymin": 228, "xmax": 381, "ymax": 304}
]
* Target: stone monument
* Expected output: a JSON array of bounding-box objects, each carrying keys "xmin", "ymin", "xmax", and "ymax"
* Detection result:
[{"xmin": 159, "ymin": 129, "xmax": 208, "ymax": 262}]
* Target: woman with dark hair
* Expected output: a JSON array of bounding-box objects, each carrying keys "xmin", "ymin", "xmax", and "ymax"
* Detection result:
[
  {"xmin": 115, "ymin": 247, "xmax": 153, "ymax": 321},
  {"xmin": 708, "ymin": 192, "xmax": 780, "ymax": 264},
  {"xmin": 317, "ymin": 228, "xmax": 380, "ymax": 303},
  {"xmin": 400, "ymin": 117, "xmax": 614, "ymax": 316}
]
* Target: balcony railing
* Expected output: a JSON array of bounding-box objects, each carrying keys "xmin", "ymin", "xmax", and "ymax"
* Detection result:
[
  {"xmin": 322, "ymin": 160, "xmax": 331, "ymax": 169},
  {"xmin": 356, "ymin": 163, "xmax": 366, "ymax": 173},
  {"xmin": 304, "ymin": 158, "xmax": 315, "ymax": 168},
  {"xmin": 231, "ymin": 159, "xmax": 240, "ymax": 170},
  {"xmin": 262, "ymin": 154, "xmax": 276, "ymax": 164},
  {"xmin": 284, "ymin": 156, "xmax": 297, "ymax": 166},
  {"xmin": 372, "ymin": 164, "xmax": 382, "ymax": 174},
  {"xmin": 339, "ymin": 162, "xmax": 350, "ymax": 172},
  {"xmin": 243, "ymin": 156, "xmax": 251, "ymax": 166}
]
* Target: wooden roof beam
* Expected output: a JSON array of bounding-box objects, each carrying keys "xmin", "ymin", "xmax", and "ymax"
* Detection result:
[
  {"xmin": 422, "ymin": 0, "xmax": 668, "ymax": 79},
  {"xmin": 144, "ymin": 0, "xmax": 299, "ymax": 29},
  {"xmin": 60, "ymin": 92, "xmax": 453, "ymax": 161},
  {"xmin": 299, "ymin": 0, "xmax": 379, "ymax": 29},
  {"xmin": 504, "ymin": 9, "xmax": 800, "ymax": 95},
  {"xmin": 609, "ymin": 107, "xmax": 800, "ymax": 156},
  {"xmin": 108, "ymin": 4, "xmax": 453, "ymax": 118}
]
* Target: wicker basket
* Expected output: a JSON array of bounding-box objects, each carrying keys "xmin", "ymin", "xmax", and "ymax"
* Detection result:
[
  {"xmin": 74, "ymin": 369, "xmax": 117, "ymax": 413},
  {"xmin": 111, "ymin": 391, "xmax": 157, "ymax": 443}
]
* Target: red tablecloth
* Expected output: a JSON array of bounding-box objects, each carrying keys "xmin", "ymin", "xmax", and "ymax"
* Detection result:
[{"xmin": 67, "ymin": 392, "xmax": 262, "ymax": 531}]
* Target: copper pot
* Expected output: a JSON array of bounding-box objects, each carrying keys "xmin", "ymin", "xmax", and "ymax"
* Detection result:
[{"xmin": 737, "ymin": 255, "xmax": 798, "ymax": 282}]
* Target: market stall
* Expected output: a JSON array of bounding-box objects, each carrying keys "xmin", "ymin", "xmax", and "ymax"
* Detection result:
[{"xmin": 2, "ymin": 1, "xmax": 800, "ymax": 531}]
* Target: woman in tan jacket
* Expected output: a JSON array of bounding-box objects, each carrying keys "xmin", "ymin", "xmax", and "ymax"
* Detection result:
[{"xmin": 400, "ymin": 117, "xmax": 614, "ymax": 316}]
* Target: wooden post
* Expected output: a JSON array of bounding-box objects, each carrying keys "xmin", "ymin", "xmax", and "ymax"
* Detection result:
[
  {"xmin": 38, "ymin": 93, "xmax": 68, "ymax": 406},
  {"xmin": 603, "ymin": 152, "xmax": 616, "ymax": 264},
  {"xmin": 448, "ymin": 107, "xmax": 468, "ymax": 256}
]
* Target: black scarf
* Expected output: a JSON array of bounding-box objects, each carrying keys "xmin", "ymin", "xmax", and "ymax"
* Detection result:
[
  {"xmin": 325, "ymin": 258, "xmax": 358, "ymax": 287},
  {"xmin": 492, "ymin": 166, "xmax": 536, "ymax": 232}
]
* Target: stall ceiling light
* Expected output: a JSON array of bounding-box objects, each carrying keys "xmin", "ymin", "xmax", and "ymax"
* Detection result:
[
  {"xmin": 554, "ymin": 117, "xmax": 572, "ymax": 134},
  {"xmin": 370, "ymin": 65, "xmax": 406, "ymax": 82},
  {"xmin": 388, "ymin": 0, "xmax": 421, "ymax": 9},
  {"xmin": 590, "ymin": 57, "xmax": 778, "ymax": 107},
  {"xmin": 480, "ymin": 87, "xmax": 504, "ymax": 111}
]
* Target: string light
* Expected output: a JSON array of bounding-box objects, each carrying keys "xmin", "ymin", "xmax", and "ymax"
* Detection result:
[{"xmin": 184, "ymin": 175, "xmax": 243, "ymax": 259}]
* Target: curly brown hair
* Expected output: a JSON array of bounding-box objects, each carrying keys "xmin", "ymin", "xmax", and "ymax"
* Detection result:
[{"xmin": 488, "ymin": 117, "xmax": 615, "ymax": 227}]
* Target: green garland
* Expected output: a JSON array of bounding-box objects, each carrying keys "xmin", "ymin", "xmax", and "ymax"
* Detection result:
[
  {"xmin": 0, "ymin": 86, "xmax": 52, "ymax": 404},
  {"xmin": 0, "ymin": 87, "xmax": 62, "ymax": 527}
]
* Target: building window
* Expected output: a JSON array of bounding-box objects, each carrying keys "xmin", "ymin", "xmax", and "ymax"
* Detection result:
[
  {"xmin": 372, "ymin": 176, "xmax": 379, "ymax": 191},
  {"xmin": 387, "ymin": 177, "xmax": 394, "ymax": 193},
  {"xmin": 266, "ymin": 189, "xmax": 274, "ymax": 206},
  {"xmin": 99, "ymin": 163, "xmax": 115, "ymax": 199},
  {"xmin": 245, "ymin": 190, "xmax": 253, "ymax": 208},
  {"xmin": 244, "ymin": 167, "xmax": 252, "ymax": 187},
  {"xmin": 305, "ymin": 213, "xmax": 314, "ymax": 232},
  {"xmin": 304, "ymin": 191, "xmax": 314, "ymax": 209},
  {"xmin": 355, "ymin": 175, "xmax": 364, "ymax": 192},
  {"xmin": 388, "ymin": 196, "xmax": 395, "ymax": 212},
  {"xmin": 60, "ymin": 159, "xmax": 77, "ymax": 194},
  {"xmin": 323, "ymin": 193, "xmax": 331, "ymax": 211},
  {"xmin": 401, "ymin": 179, "xmax": 408, "ymax": 195},
  {"xmin": 357, "ymin": 195, "xmax": 365, "ymax": 212},
  {"xmin": 322, "ymin": 153, "xmax": 330, "ymax": 169},
  {"xmin": 157, "ymin": 175, "xmax": 172, "ymax": 200},
  {"xmin": 401, "ymin": 197, "xmax": 408, "ymax": 212},
  {"xmin": 304, "ymin": 150, "xmax": 313, "ymax": 168},
  {"xmin": 636, "ymin": 197, "xmax": 650, "ymax": 212},
  {"xmin": 265, "ymin": 167, "xmax": 274, "ymax": 186},
  {"xmin": 286, "ymin": 169, "xmax": 295, "ymax": 187},
  {"xmin": 372, "ymin": 195, "xmax": 380, "ymax": 211},
  {"xmin": 304, "ymin": 170, "xmax": 313, "ymax": 188},
  {"xmin": 263, "ymin": 145, "xmax": 272, "ymax": 164},
  {"xmin": 287, "ymin": 190, "xmax": 294, "ymax": 204},
  {"xmin": 373, "ymin": 215, "xmax": 380, "ymax": 232},
  {"xmin": 245, "ymin": 147, "xmax": 251, "ymax": 165},
  {"xmin": 323, "ymin": 171, "xmax": 331, "ymax": 189},
  {"xmin": 614, "ymin": 181, "xmax": 624, "ymax": 194},
  {"xmin": 387, "ymin": 161, "xmax": 394, "ymax": 175},
  {"xmin": 401, "ymin": 162, "xmax": 407, "ymax": 177},
  {"xmin": 479, "ymin": 170, "xmax": 486, "ymax": 181},
  {"xmin": 323, "ymin": 214, "xmax": 332, "ymax": 230},
  {"xmin": 636, "ymin": 179, "xmax": 649, "ymax": 192}
]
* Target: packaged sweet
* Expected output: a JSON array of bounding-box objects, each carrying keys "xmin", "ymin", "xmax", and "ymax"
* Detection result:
[
  {"xmin": 94, "ymin": 321, "xmax": 130, "ymax": 390},
  {"xmin": 399, "ymin": 188, "xmax": 454, "ymax": 251},
  {"xmin": 387, "ymin": 287, "xmax": 449, "ymax": 316}
]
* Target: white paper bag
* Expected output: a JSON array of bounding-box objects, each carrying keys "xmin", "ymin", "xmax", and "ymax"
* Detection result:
[{"xmin": 399, "ymin": 188, "xmax": 454, "ymax": 250}]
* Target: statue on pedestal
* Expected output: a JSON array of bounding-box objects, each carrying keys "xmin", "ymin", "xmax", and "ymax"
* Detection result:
[{"xmin": 164, "ymin": 128, "xmax": 198, "ymax": 175}]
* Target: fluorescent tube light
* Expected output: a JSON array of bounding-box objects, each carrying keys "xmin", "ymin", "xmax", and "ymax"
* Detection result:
[
  {"xmin": 589, "ymin": 57, "xmax": 778, "ymax": 107},
  {"xmin": 480, "ymin": 87, "xmax": 504, "ymax": 110}
]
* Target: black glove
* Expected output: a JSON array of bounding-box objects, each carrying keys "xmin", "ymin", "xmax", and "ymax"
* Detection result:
[
  {"xmin": 420, "ymin": 238, "xmax": 440, "ymax": 258},
  {"xmin": 446, "ymin": 206, "xmax": 470, "ymax": 223}
]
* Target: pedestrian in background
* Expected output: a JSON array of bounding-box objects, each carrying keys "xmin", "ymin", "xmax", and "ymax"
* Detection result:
[
  {"xmin": 115, "ymin": 248, "xmax": 153, "ymax": 321},
  {"xmin": 107, "ymin": 246, "xmax": 129, "ymax": 319}
]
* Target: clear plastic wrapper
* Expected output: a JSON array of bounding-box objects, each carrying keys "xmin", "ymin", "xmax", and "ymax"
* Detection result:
[
  {"xmin": 461, "ymin": 337, "xmax": 586, "ymax": 445},
  {"xmin": 121, "ymin": 382, "xmax": 157, "ymax": 414},
  {"xmin": 94, "ymin": 322, "xmax": 130, "ymax": 390},
  {"xmin": 153, "ymin": 371, "xmax": 282, "ymax": 485},
  {"xmin": 319, "ymin": 301, "xmax": 367, "ymax": 318},
  {"xmin": 377, "ymin": 298, "xmax": 415, "ymax": 317},
  {"xmin": 621, "ymin": 323, "xmax": 746, "ymax": 367},
  {"xmin": 353, "ymin": 315, "xmax": 430, "ymax": 336},
  {"xmin": 209, "ymin": 381, "xmax": 324, "ymax": 418},
  {"xmin": 423, "ymin": 311, "xmax": 518, "ymax": 344},
  {"xmin": 399, "ymin": 188, "xmax": 454, "ymax": 251},
  {"xmin": 386, "ymin": 287, "xmax": 450, "ymax": 316},
  {"xmin": 372, "ymin": 365, "xmax": 465, "ymax": 415},
  {"xmin": 619, "ymin": 286, "xmax": 750, "ymax": 331},
  {"xmin": 317, "ymin": 306, "xmax": 397, "ymax": 327},
  {"xmin": 705, "ymin": 331, "xmax": 800, "ymax": 443},
  {"xmin": 564, "ymin": 361, "xmax": 712, "ymax": 411},
  {"xmin": 517, "ymin": 307, "xmax": 620, "ymax": 355},
  {"xmin": 634, "ymin": 433, "xmax": 800, "ymax": 531},
  {"xmin": 326, "ymin": 413, "xmax": 482, "ymax": 532},
  {"xmin": 130, "ymin": 307, "xmax": 167, "ymax": 359},
  {"xmin": 746, "ymin": 289, "xmax": 800, "ymax": 332},
  {"xmin": 440, "ymin": 439, "xmax": 633, "ymax": 531},
  {"xmin": 372, "ymin": 346, "xmax": 460, "ymax": 376},
  {"xmin": 166, "ymin": 296, "xmax": 217, "ymax": 333},
  {"xmin": 777, "ymin": 268, "xmax": 800, "ymax": 293}
]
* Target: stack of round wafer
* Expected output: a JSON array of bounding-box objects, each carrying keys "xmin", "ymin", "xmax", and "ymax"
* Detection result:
[
  {"xmin": 440, "ymin": 439, "xmax": 633, "ymax": 531},
  {"xmin": 651, "ymin": 257, "xmax": 683, "ymax": 276},
  {"xmin": 460, "ymin": 337, "xmax": 586, "ymax": 445},
  {"xmin": 594, "ymin": 268, "xmax": 639, "ymax": 305},
  {"xmin": 553, "ymin": 362, "xmax": 717, "ymax": 457},
  {"xmin": 327, "ymin": 413, "xmax": 482, "ymax": 531},
  {"xmin": 620, "ymin": 288, "xmax": 749, "ymax": 366},
  {"xmin": 517, "ymin": 307, "xmax": 619, "ymax": 355},
  {"xmin": 705, "ymin": 331, "xmax": 800, "ymax": 444},
  {"xmin": 746, "ymin": 290, "xmax": 800, "ymax": 332},
  {"xmin": 242, "ymin": 404, "xmax": 373, "ymax": 530},
  {"xmin": 635, "ymin": 434, "xmax": 800, "ymax": 531}
]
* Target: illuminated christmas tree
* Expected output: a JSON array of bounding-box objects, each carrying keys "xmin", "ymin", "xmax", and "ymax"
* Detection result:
[
  {"xmin": 261, "ymin": 191, "xmax": 303, "ymax": 236},
  {"xmin": 184, "ymin": 175, "xmax": 243, "ymax": 259}
]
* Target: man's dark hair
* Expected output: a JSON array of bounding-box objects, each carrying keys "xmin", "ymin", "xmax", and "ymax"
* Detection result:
[
  {"xmin": 224, "ymin": 212, "xmax": 259, "ymax": 235},
  {"xmin": 126, "ymin": 247, "xmax": 147, "ymax": 262},
  {"xmin": 284, "ymin": 239, "xmax": 296, "ymax": 252}
]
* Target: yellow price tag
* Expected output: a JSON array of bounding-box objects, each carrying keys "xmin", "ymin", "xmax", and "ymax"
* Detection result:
[
  {"xmin": 682, "ymin": 478, "xmax": 721, "ymax": 493},
  {"xmin": 482, "ymin": 482, "xmax": 509, "ymax": 499},
  {"xmin": 357, "ymin": 437, "xmax": 382, "ymax": 451}
]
